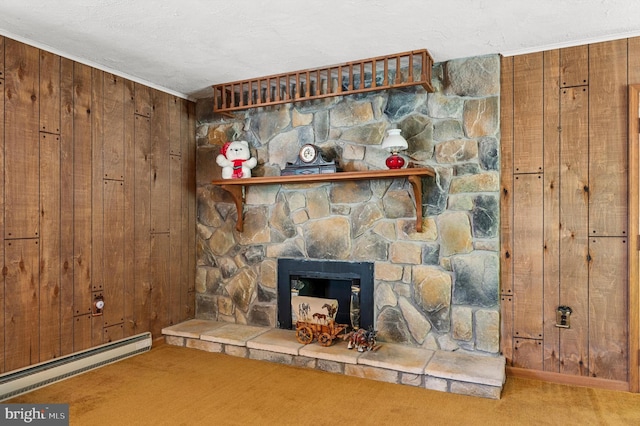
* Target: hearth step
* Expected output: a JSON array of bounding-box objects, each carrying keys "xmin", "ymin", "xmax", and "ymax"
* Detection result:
[{"xmin": 162, "ymin": 319, "xmax": 506, "ymax": 400}]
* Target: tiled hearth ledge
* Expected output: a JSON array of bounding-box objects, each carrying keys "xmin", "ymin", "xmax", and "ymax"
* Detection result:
[{"xmin": 162, "ymin": 319, "xmax": 506, "ymax": 399}]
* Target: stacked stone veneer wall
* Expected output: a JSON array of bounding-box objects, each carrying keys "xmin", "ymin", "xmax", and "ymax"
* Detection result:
[{"xmin": 195, "ymin": 54, "xmax": 500, "ymax": 355}]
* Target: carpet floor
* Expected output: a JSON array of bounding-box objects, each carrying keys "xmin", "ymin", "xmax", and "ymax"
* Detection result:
[{"xmin": 7, "ymin": 341, "xmax": 640, "ymax": 425}]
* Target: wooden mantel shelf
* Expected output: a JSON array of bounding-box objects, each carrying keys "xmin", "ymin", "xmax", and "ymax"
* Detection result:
[{"xmin": 211, "ymin": 167, "xmax": 435, "ymax": 232}]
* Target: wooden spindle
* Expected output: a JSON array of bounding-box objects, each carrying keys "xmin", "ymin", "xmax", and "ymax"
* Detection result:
[
  {"xmin": 408, "ymin": 54, "xmax": 414, "ymax": 82},
  {"xmin": 372, "ymin": 61, "xmax": 377, "ymax": 88},
  {"xmin": 383, "ymin": 59, "xmax": 389, "ymax": 86}
]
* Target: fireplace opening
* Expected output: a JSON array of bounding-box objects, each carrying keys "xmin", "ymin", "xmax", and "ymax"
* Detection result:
[{"xmin": 277, "ymin": 259, "xmax": 374, "ymax": 330}]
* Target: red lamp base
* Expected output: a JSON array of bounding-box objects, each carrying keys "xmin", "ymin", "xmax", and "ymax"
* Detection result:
[{"xmin": 385, "ymin": 153, "xmax": 405, "ymax": 169}]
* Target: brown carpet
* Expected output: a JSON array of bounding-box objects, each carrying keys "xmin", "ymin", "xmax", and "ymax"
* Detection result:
[{"xmin": 7, "ymin": 341, "xmax": 640, "ymax": 425}]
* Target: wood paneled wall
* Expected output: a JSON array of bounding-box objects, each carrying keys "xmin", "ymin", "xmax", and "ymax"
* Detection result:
[
  {"xmin": 0, "ymin": 36, "xmax": 196, "ymax": 373},
  {"xmin": 501, "ymin": 37, "xmax": 640, "ymax": 387}
]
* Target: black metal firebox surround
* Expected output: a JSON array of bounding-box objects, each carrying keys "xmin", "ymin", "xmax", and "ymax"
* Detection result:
[{"xmin": 277, "ymin": 258, "xmax": 374, "ymax": 330}]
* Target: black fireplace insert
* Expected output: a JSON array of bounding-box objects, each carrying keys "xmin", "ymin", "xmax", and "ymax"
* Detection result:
[{"xmin": 277, "ymin": 258, "xmax": 374, "ymax": 330}]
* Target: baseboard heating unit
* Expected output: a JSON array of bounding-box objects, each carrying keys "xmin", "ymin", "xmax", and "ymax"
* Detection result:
[{"xmin": 0, "ymin": 332, "xmax": 152, "ymax": 401}]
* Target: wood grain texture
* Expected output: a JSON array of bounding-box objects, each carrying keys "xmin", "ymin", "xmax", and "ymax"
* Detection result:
[
  {"xmin": 0, "ymin": 35, "xmax": 4, "ymax": 79},
  {"xmin": 169, "ymin": 96, "xmax": 182, "ymax": 156},
  {"xmin": 134, "ymin": 82, "xmax": 151, "ymax": 117},
  {"xmin": 559, "ymin": 45, "xmax": 588, "ymax": 88},
  {"xmin": 0, "ymin": 36, "xmax": 195, "ymax": 372},
  {"xmin": 150, "ymin": 233, "xmax": 170, "ymax": 336},
  {"xmin": 134, "ymin": 114, "xmax": 152, "ymax": 334},
  {"xmin": 589, "ymin": 237, "xmax": 628, "ymax": 381},
  {"xmin": 169, "ymin": 154, "xmax": 182, "ymax": 325},
  {"xmin": 513, "ymin": 174, "xmax": 544, "ymax": 340},
  {"xmin": 513, "ymin": 338, "xmax": 544, "ymax": 371},
  {"xmin": 103, "ymin": 74, "xmax": 125, "ymax": 180},
  {"xmin": 543, "ymin": 49, "xmax": 561, "ymax": 373},
  {"xmin": 4, "ymin": 240, "xmax": 40, "ymax": 371},
  {"xmin": 39, "ymin": 50, "xmax": 60, "ymax": 134},
  {"xmin": 103, "ymin": 323, "xmax": 124, "ymax": 343},
  {"xmin": 72, "ymin": 62, "xmax": 93, "ymax": 318},
  {"xmin": 39, "ymin": 133, "xmax": 61, "ymax": 362},
  {"xmin": 513, "ymin": 52, "xmax": 543, "ymax": 174},
  {"xmin": 103, "ymin": 180, "xmax": 125, "ymax": 328},
  {"xmin": 559, "ymin": 86, "xmax": 590, "ymax": 376},
  {"xmin": 499, "ymin": 55, "xmax": 514, "ymax": 363},
  {"xmin": 183, "ymin": 101, "xmax": 196, "ymax": 319},
  {"xmin": 73, "ymin": 315, "xmax": 92, "ymax": 352},
  {"xmin": 123, "ymin": 79, "xmax": 136, "ymax": 337},
  {"xmin": 589, "ymin": 39, "xmax": 628, "ymax": 236},
  {"xmin": 0, "ymin": 45, "xmax": 4, "ymax": 373},
  {"xmin": 91, "ymin": 68, "xmax": 104, "ymax": 299},
  {"xmin": 150, "ymin": 89, "xmax": 170, "ymax": 234},
  {"xmin": 59, "ymin": 57, "xmax": 75, "ymax": 356},
  {"xmin": 4, "ymin": 39, "xmax": 40, "ymax": 239}
]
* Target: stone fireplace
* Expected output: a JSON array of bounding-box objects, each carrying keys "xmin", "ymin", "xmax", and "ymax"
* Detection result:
[
  {"xmin": 195, "ymin": 54, "xmax": 501, "ymax": 357},
  {"xmin": 276, "ymin": 258, "xmax": 374, "ymax": 330}
]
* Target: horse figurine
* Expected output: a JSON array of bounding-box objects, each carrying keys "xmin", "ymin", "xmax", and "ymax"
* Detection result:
[{"xmin": 344, "ymin": 327, "xmax": 377, "ymax": 352}]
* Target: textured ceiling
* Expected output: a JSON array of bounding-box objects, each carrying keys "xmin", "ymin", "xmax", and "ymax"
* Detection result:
[{"xmin": 1, "ymin": 0, "xmax": 640, "ymax": 100}]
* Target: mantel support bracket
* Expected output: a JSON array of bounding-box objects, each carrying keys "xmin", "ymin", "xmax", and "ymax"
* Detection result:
[
  {"xmin": 407, "ymin": 175, "xmax": 424, "ymax": 232},
  {"xmin": 220, "ymin": 184, "xmax": 245, "ymax": 232}
]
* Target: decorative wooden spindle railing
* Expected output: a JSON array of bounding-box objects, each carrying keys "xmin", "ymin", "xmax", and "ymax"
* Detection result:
[{"xmin": 212, "ymin": 49, "xmax": 434, "ymax": 115}]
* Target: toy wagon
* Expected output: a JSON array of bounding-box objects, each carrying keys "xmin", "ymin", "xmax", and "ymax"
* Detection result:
[{"xmin": 295, "ymin": 319, "xmax": 349, "ymax": 346}]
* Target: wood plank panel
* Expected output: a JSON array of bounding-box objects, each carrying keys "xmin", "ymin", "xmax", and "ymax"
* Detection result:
[
  {"xmin": 103, "ymin": 179, "xmax": 125, "ymax": 328},
  {"xmin": 39, "ymin": 50, "xmax": 60, "ymax": 134},
  {"xmin": 543, "ymin": 49, "xmax": 561, "ymax": 373},
  {"xmin": 72, "ymin": 62, "xmax": 93, "ymax": 317},
  {"xmin": 0, "ymin": 35, "xmax": 4, "ymax": 79},
  {"xmin": 513, "ymin": 52, "xmax": 543, "ymax": 174},
  {"xmin": 59, "ymin": 57, "xmax": 75, "ymax": 355},
  {"xmin": 91, "ymin": 68, "xmax": 104, "ymax": 299},
  {"xmin": 589, "ymin": 39, "xmax": 628, "ymax": 236},
  {"xmin": 73, "ymin": 314, "xmax": 92, "ymax": 352},
  {"xmin": 150, "ymin": 233, "xmax": 170, "ymax": 336},
  {"xmin": 134, "ymin": 115, "xmax": 152, "ymax": 333},
  {"xmin": 150, "ymin": 89, "xmax": 170, "ymax": 234},
  {"xmin": 0, "ymin": 56, "xmax": 4, "ymax": 373},
  {"xmin": 134, "ymin": 82, "xmax": 152, "ymax": 117},
  {"xmin": 123, "ymin": 79, "xmax": 136, "ymax": 337},
  {"xmin": 103, "ymin": 324, "xmax": 124, "ymax": 343},
  {"xmin": 39, "ymin": 133, "xmax": 61, "ymax": 362},
  {"xmin": 589, "ymin": 237, "xmax": 628, "ymax": 382},
  {"xmin": 169, "ymin": 96, "xmax": 182, "ymax": 156},
  {"xmin": 184, "ymin": 101, "xmax": 196, "ymax": 319},
  {"xmin": 559, "ymin": 86, "xmax": 590, "ymax": 376},
  {"xmin": 500, "ymin": 55, "xmax": 514, "ymax": 296},
  {"xmin": 103, "ymin": 74, "xmax": 125, "ymax": 180},
  {"xmin": 5, "ymin": 240, "xmax": 40, "ymax": 372},
  {"xmin": 4, "ymin": 39, "xmax": 40, "ymax": 239},
  {"xmin": 630, "ymin": 36, "xmax": 640, "ymax": 84},
  {"xmin": 513, "ymin": 173, "xmax": 544, "ymax": 340},
  {"xmin": 169, "ymin": 154, "xmax": 182, "ymax": 324},
  {"xmin": 501, "ymin": 294, "xmax": 514, "ymax": 365},
  {"xmin": 500, "ymin": 55, "xmax": 514, "ymax": 363},
  {"xmin": 513, "ymin": 338, "xmax": 544, "ymax": 371},
  {"xmin": 560, "ymin": 45, "xmax": 588, "ymax": 88}
]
